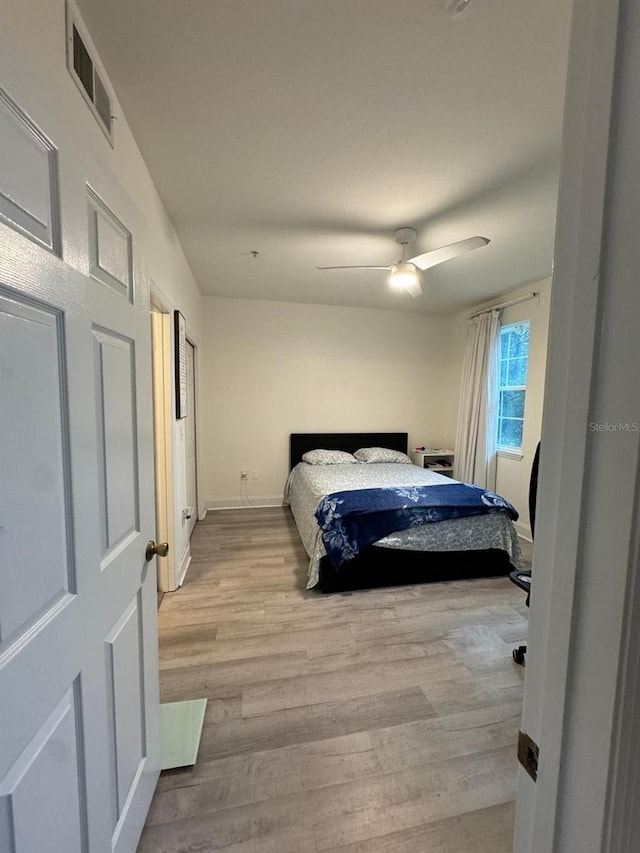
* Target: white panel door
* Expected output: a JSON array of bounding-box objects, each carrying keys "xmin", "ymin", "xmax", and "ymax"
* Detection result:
[{"xmin": 0, "ymin": 193, "xmax": 160, "ymax": 850}]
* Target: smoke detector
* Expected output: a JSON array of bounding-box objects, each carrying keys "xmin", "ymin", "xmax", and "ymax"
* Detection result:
[{"xmin": 445, "ymin": 0, "xmax": 475, "ymax": 18}]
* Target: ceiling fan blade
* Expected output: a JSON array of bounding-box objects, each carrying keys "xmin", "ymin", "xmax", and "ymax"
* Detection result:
[
  {"xmin": 405, "ymin": 280, "xmax": 423, "ymax": 298},
  {"xmin": 409, "ymin": 236, "xmax": 490, "ymax": 271},
  {"xmin": 317, "ymin": 265, "xmax": 392, "ymax": 271}
]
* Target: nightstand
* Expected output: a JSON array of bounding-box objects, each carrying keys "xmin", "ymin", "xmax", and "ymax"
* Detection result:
[{"xmin": 412, "ymin": 448, "xmax": 455, "ymax": 478}]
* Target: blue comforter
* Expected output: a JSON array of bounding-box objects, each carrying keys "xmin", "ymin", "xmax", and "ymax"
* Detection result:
[{"xmin": 315, "ymin": 483, "xmax": 518, "ymax": 568}]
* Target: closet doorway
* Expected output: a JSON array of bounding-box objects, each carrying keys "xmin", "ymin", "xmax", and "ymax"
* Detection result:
[{"xmin": 185, "ymin": 340, "xmax": 198, "ymax": 539}]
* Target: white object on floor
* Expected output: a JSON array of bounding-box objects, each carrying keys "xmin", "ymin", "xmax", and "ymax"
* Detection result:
[{"xmin": 160, "ymin": 699, "xmax": 208, "ymax": 770}]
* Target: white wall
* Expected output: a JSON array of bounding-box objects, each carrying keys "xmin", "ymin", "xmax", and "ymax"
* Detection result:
[
  {"xmin": 0, "ymin": 2, "xmax": 204, "ymax": 582},
  {"xmin": 201, "ymin": 297, "xmax": 458, "ymax": 506},
  {"xmin": 450, "ymin": 278, "xmax": 552, "ymax": 538}
]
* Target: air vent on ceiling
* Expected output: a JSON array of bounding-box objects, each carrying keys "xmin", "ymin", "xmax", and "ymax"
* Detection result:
[{"xmin": 66, "ymin": 5, "xmax": 114, "ymax": 144}]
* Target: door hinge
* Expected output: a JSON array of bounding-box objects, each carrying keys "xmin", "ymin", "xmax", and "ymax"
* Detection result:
[{"xmin": 518, "ymin": 730, "xmax": 539, "ymax": 782}]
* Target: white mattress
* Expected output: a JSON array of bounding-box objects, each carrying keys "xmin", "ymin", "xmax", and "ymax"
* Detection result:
[{"xmin": 284, "ymin": 461, "xmax": 523, "ymax": 589}]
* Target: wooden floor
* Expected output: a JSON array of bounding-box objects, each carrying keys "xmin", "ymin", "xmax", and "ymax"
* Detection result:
[{"xmin": 138, "ymin": 507, "xmax": 529, "ymax": 853}]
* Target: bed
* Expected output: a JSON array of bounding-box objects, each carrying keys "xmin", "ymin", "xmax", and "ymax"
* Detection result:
[{"xmin": 284, "ymin": 432, "xmax": 522, "ymax": 592}]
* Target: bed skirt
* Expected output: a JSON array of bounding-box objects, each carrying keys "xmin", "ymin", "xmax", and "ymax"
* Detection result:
[{"xmin": 316, "ymin": 546, "xmax": 514, "ymax": 593}]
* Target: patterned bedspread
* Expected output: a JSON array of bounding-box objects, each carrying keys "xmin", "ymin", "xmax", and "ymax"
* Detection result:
[
  {"xmin": 316, "ymin": 483, "xmax": 518, "ymax": 568},
  {"xmin": 284, "ymin": 462, "xmax": 523, "ymax": 588}
]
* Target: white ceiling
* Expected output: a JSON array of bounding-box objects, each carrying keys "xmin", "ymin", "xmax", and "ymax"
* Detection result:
[{"xmin": 78, "ymin": 0, "xmax": 572, "ymax": 314}]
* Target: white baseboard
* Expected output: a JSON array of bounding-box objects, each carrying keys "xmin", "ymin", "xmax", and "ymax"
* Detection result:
[
  {"xmin": 177, "ymin": 550, "xmax": 191, "ymax": 587},
  {"xmin": 205, "ymin": 496, "xmax": 284, "ymax": 511},
  {"xmin": 514, "ymin": 520, "xmax": 533, "ymax": 542}
]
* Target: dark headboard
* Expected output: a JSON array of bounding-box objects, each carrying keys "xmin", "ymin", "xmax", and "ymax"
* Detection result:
[{"xmin": 289, "ymin": 432, "xmax": 409, "ymax": 470}]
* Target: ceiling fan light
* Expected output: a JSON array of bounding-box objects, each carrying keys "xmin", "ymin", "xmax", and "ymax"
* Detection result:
[{"xmin": 389, "ymin": 262, "xmax": 418, "ymax": 289}]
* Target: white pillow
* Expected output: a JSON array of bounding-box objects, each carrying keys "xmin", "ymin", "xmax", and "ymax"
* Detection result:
[
  {"xmin": 301, "ymin": 449, "xmax": 357, "ymax": 465},
  {"xmin": 354, "ymin": 447, "xmax": 412, "ymax": 464}
]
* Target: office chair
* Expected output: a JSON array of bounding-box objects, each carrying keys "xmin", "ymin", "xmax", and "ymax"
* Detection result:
[{"xmin": 510, "ymin": 442, "xmax": 540, "ymax": 665}]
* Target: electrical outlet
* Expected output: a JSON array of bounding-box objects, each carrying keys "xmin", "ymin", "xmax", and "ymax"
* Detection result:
[
  {"xmin": 252, "ymin": 469, "xmax": 259, "ymax": 480},
  {"xmin": 240, "ymin": 470, "xmax": 248, "ymax": 480}
]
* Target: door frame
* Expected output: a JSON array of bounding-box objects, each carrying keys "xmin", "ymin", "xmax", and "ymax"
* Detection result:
[
  {"xmin": 185, "ymin": 331, "xmax": 204, "ymax": 523},
  {"xmin": 185, "ymin": 336, "xmax": 199, "ymax": 537},
  {"xmin": 515, "ymin": 0, "xmax": 640, "ymax": 850},
  {"xmin": 149, "ymin": 283, "xmax": 203, "ymax": 591},
  {"xmin": 150, "ymin": 290, "xmax": 176, "ymax": 592}
]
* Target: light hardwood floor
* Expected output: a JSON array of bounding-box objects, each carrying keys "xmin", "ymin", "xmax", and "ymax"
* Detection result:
[{"xmin": 138, "ymin": 507, "xmax": 529, "ymax": 853}]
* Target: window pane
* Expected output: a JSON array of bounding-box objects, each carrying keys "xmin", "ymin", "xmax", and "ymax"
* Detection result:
[
  {"xmin": 510, "ymin": 324, "xmax": 530, "ymax": 357},
  {"xmin": 500, "ymin": 389, "xmax": 525, "ymax": 418},
  {"xmin": 497, "ymin": 322, "xmax": 529, "ymax": 450},
  {"xmin": 507, "ymin": 357, "xmax": 528, "ymax": 386},
  {"xmin": 499, "ymin": 418, "xmax": 524, "ymax": 448},
  {"xmin": 500, "ymin": 329, "xmax": 511, "ymax": 360}
]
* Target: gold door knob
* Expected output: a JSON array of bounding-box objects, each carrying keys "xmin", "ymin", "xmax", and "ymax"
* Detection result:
[{"xmin": 146, "ymin": 540, "xmax": 169, "ymax": 561}]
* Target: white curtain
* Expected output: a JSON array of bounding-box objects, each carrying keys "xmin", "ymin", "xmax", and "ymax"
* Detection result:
[{"xmin": 453, "ymin": 309, "xmax": 500, "ymax": 489}]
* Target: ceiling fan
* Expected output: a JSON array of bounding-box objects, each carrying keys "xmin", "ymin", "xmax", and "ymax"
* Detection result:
[{"xmin": 317, "ymin": 227, "xmax": 490, "ymax": 298}]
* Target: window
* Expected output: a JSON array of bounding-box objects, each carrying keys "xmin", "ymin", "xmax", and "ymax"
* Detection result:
[{"xmin": 497, "ymin": 322, "xmax": 530, "ymax": 449}]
